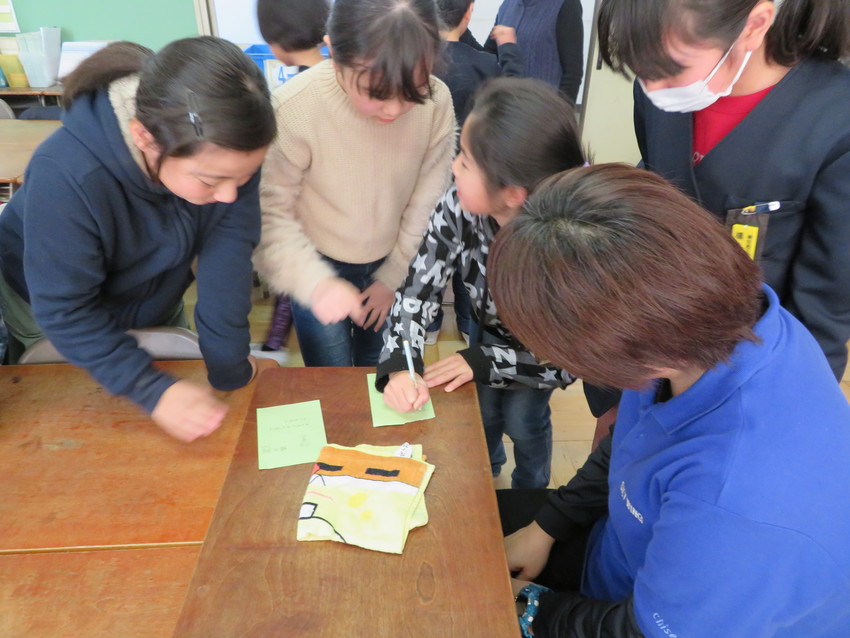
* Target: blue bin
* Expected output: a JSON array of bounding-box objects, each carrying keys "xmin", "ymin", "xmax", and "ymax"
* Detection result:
[{"xmin": 243, "ymin": 44, "xmax": 275, "ymax": 73}]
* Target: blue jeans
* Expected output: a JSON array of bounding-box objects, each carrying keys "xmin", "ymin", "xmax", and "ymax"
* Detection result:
[
  {"xmin": 291, "ymin": 256, "xmax": 386, "ymax": 367},
  {"xmin": 478, "ymin": 383, "xmax": 554, "ymax": 489},
  {"xmin": 426, "ymin": 271, "xmax": 473, "ymax": 335}
]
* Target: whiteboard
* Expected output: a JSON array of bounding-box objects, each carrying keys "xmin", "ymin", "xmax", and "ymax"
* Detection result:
[{"xmin": 211, "ymin": 0, "xmax": 263, "ymax": 44}]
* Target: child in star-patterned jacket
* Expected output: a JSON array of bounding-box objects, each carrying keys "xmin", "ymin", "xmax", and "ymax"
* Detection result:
[{"xmin": 375, "ymin": 78, "xmax": 586, "ymax": 488}]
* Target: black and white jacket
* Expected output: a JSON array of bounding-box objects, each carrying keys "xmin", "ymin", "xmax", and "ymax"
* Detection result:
[{"xmin": 375, "ymin": 185, "xmax": 574, "ymax": 392}]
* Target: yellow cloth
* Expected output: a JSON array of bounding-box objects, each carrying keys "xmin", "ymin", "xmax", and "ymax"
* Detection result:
[{"xmin": 297, "ymin": 443, "xmax": 434, "ymax": 554}]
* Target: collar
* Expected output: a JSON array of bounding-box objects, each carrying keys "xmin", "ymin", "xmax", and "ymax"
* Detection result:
[
  {"xmin": 108, "ymin": 74, "xmax": 152, "ymax": 179},
  {"xmin": 636, "ymin": 284, "xmax": 783, "ymax": 434}
]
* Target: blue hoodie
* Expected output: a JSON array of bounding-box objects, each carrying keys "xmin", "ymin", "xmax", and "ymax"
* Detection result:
[{"xmin": 0, "ymin": 83, "xmax": 260, "ymax": 412}]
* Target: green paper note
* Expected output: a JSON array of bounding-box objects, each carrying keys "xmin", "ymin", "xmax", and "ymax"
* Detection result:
[
  {"xmin": 257, "ymin": 400, "xmax": 327, "ymax": 469},
  {"xmin": 367, "ymin": 373, "xmax": 435, "ymax": 427}
]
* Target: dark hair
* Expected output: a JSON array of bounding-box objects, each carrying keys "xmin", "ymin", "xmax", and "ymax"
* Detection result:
[
  {"xmin": 328, "ymin": 0, "xmax": 442, "ymax": 103},
  {"xmin": 437, "ymin": 0, "xmax": 473, "ymax": 30},
  {"xmin": 465, "ymin": 78, "xmax": 586, "ymax": 193},
  {"xmin": 598, "ymin": 0, "xmax": 850, "ymax": 80},
  {"xmin": 62, "ymin": 37, "xmax": 276, "ymax": 173},
  {"xmin": 62, "ymin": 41, "xmax": 153, "ymax": 108},
  {"xmin": 488, "ymin": 164, "xmax": 763, "ymax": 390},
  {"xmin": 258, "ymin": 0, "xmax": 330, "ymax": 51}
]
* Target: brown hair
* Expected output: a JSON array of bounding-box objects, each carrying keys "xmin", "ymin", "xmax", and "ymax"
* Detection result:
[
  {"xmin": 598, "ymin": 0, "xmax": 850, "ymax": 80},
  {"xmin": 328, "ymin": 0, "xmax": 442, "ymax": 103},
  {"xmin": 488, "ymin": 164, "xmax": 763, "ymax": 389}
]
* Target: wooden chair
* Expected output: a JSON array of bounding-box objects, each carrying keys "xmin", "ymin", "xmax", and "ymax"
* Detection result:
[{"xmin": 18, "ymin": 327, "xmax": 203, "ymax": 364}]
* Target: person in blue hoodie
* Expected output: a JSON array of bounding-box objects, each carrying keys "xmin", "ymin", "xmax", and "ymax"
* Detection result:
[
  {"xmin": 488, "ymin": 164, "xmax": 850, "ymax": 637},
  {"xmin": 0, "ymin": 38, "xmax": 276, "ymax": 442}
]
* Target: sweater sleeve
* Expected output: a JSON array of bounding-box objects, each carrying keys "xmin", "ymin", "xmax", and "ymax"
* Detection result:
[
  {"xmin": 375, "ymin": 188, "xmax": 463, "ymax": 391},
  {"xmin": 496, "ymin": 42, "xmax": 524, "ymax": 78},
  {"xmin": 194, "ymin": 170, "xmax": 260, "ymax": 391},
  {"xmin": 372, "ymin": 82, "xmax": 456, "ymax": 291},
  {"xmin": 457, "ymin": 339, "xmax": 573, "ymax": 390},
  {"xmin": 254, "ymin": 123, "xmax": 337, "ymax": 305},
  {"xmin": 534, "ymin": 432, "xmax": 612, "ymax": 540},
  {"xmin": 22, "ymin": 156, "xmax": 176, "ymax": 413},
  {"xmin": 556, "ymin": 0, "xmax": 584, "ymax": 104}
]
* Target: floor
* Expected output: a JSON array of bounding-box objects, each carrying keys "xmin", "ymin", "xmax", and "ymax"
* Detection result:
[{"xmin": 190, "ymin": 283, "xmax": 850, "ymax": 492}]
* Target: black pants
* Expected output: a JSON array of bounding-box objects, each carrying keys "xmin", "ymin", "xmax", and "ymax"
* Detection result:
[{"xmin": 497, "ymin": 488, "xmax": 592, "ymax": 592}]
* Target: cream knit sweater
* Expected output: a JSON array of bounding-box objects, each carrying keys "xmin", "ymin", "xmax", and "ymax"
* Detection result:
[{"xmin": 254, "ymin": 59, "xmax": 455, "ymax": 305}]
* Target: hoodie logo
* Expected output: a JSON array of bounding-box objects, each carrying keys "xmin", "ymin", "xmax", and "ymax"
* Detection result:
[{"xmin": 620, "ymin": 481, "xmax": 644, "ymax": 524}]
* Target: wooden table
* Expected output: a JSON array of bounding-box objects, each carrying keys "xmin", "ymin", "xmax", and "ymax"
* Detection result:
[
  {"xmin": 175, "ymin": 367, "xmax": 518, "ymax": 637},
  {"xmin": 0, "ymin": 360, "xmax": 275, "ymax": 637},
  {"xmin": 0, "ymin": 119, "xmax": 62, "ymax": 187},
  {"xmin": 0, "ymin": 85, "xmax": 62, "ymax": 112}
]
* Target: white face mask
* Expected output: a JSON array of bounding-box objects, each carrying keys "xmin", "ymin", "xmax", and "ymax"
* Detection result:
[{"xmin": 639, "ymin": 45, "xmax": 753, "ymax": 113}]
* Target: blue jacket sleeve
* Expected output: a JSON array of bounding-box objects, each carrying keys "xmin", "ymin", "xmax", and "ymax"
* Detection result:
[
  {"xmin": 22, "ymin": 155, "xmax": 176, "ymax": 412},
  {"xmin": 194, "ymin": 170, "xmax": 261, "ymax": 391}
]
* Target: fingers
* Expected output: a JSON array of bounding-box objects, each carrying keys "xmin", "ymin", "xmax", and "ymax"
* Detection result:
[
  {"xmin": 425, "ymin": 354, "xmax": 474, "ymax": 391},
  {"xmin": 370, "ymin": 306, "xmax": 390, "ymax": 332},
  {"xmin": 443, "ymin": 372, "xmax": 471, "ymax": 392},
  {"xmin": 384, "ymin": 372, "xmax": 428, "ymax": 412}
]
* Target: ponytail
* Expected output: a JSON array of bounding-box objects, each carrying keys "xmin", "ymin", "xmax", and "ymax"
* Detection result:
[
  {"xmin": 767, "ymin": 0, "xmax": 850, "ymax": 64},
  {"xmin": 62, "ymin": 41, "xmax": 153, "ymax": 109}
]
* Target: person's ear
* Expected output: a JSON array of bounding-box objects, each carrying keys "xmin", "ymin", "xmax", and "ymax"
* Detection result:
[
  {"xmin": 502, "ymin": 184, "xmax": 528, "ymax": 210},
  {"xmin": 323, "ymin": 35, "xmax": 333, "ymax": 58},
  {"xmin": 740, "ymin": 0, "xmax": 775, "ymax": 52},
  {"xmin": 129, "ymin": 119, "xmax": 160, "ymax": 156},
  {"xmin": 462, "ymin": 2, "xmax": 475, "ymax": 27}
]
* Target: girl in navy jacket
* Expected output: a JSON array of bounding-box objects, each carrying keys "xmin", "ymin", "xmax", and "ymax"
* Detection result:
[
  {"xmin": 598, "ymin": 0, "xmax": 850, "ymax": 381},
  {"xmin": 0, "ymin": 38, "xmax": 276, "ymax": 441}
]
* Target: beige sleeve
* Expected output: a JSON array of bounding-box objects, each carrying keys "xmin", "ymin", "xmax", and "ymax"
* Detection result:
[
  {"xmin": 253, "ymin": 140, "xmax": 336, "ymax": 305},
  {"xmin": 373, "ymin": 84, "xmax": 457, "ymax": 291}
]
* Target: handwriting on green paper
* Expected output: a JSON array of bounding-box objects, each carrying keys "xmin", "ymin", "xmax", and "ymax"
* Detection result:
[
  {"xmin": 257, "ymin": 400, "xmax": 327, "ymax": 469},
  {"xmin": 366, "ymin": 373, "xmax": 435, "ymax": 427}
]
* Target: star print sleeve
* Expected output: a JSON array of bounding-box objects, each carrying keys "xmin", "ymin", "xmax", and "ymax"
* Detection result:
[
  {"xmin": 457, "ymin": 340, "xmax": 573, "ymax": 390},
  {"xmin": 375, "ymin": 189, "xmax": 465, "ymax": 391}
]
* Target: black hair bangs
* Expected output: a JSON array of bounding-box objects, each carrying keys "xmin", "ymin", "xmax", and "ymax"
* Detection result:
[
  {"xmin": 356, "ymin": 12, "xmax": 438, "ymax": 104},
  {"xmin": 598, "ymin": 0, "xmax": 686, "ymax": 80}
]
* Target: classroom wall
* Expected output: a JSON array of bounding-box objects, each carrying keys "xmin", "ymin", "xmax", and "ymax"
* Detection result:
[{"xmin": 9, "ymin": 0, "xmax": 199, "ymax": 51}]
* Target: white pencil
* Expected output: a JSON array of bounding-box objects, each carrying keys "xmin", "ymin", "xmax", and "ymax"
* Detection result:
[{"xmin": 402, "ymin": 339, "xmax": 418, "ymax": 388}]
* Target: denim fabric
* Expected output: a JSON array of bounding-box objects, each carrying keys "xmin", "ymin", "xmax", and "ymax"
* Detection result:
[
  {"xmin": 292, "ymin": 255, "xmax": 386, "ymax": 367},
  {"xmin": 478, "ymin": 382, "xmax": 554, "ymax": 489},
  {"xmin": 426, "ymin": 271, "xmax": 473, "ymax": 335}
]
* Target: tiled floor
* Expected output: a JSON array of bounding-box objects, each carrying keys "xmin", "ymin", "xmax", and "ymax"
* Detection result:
[{"xmin": 191, "ymin": 283, "xmax": 850, "ymax": 492}]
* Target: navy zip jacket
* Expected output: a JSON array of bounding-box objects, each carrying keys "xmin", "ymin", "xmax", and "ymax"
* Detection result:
[
  {"xmin": 0, "ymin": 86, "xmax": 259, "ymax": 412},
  {"xmin": 634, "ymin": 58, "xmax": 850, "ymax": 380}
]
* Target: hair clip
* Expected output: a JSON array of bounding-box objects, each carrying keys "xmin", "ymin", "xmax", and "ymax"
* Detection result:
[{"xmin": 186, "ymin": 89, "xmax": 204, "ymax": 137}]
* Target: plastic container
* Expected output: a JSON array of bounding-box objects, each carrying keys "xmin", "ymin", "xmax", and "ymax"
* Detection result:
[{"xmin": 16, "ymin": 28, "xmax": 61, "ymax": 88}]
